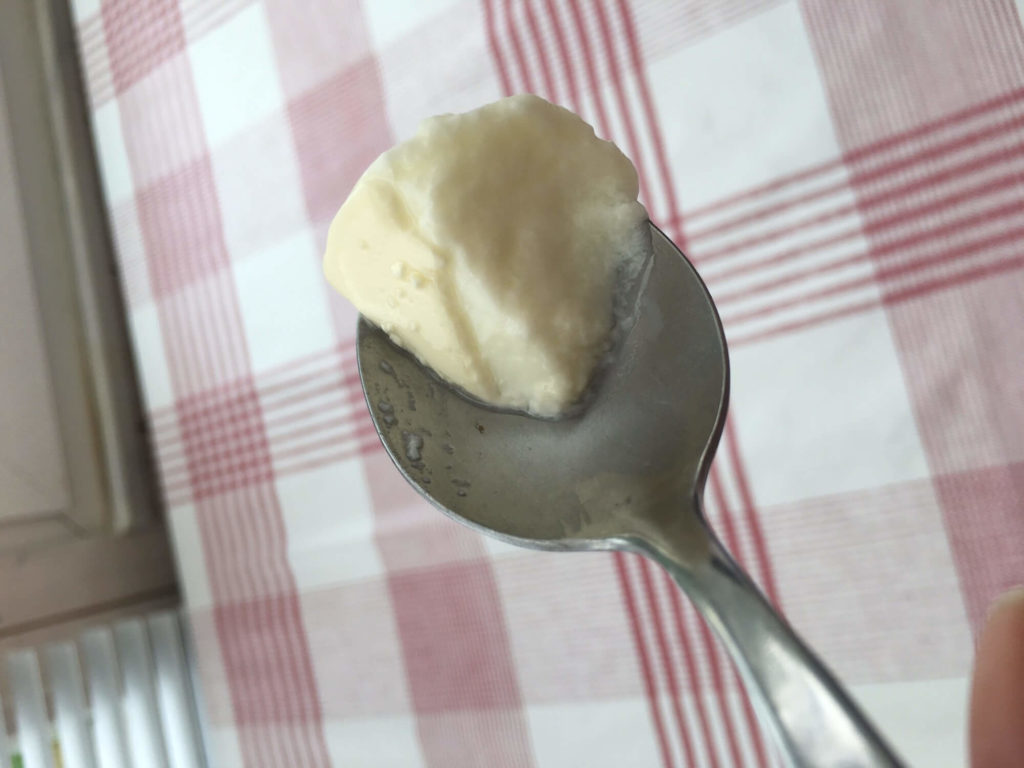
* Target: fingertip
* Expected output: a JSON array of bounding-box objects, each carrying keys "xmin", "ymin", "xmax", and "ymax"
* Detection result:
[
  {"xmin": 985, "ymin": 586, "xmax": 1024, "ymax": 622},
  {"xmin": 969, "ymin": 587, "xmax": 1024, "ymax": 768}
]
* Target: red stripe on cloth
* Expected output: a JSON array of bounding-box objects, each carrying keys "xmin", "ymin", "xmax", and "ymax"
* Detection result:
[
  {"xmin": 180, "ymin": 0, "xmax": 255, "ymax": 41},
  {"xmin": 690, "ymin": 177, "xmax": 849, "ymax": 244},
  {"xmin": 695, "ymin": 198, "xmax": 856, "ymax": 265},
  {"xmin": 721, "ymin": 221, "xmax": 1024, "ymax": 327},
  {"xmin": 383, "ymin": 557, "xmax": 536, "ymax": 766},
  {"xmin": 287, "ymin": 56, "xmax": 394, "ymax": 226},
  {"xmin": 542, "ymin": 0, "xmax": 582, "ymax": 111},
  {"xmin": 339, "ymin": 329, "xmax": 380, "ymax": 459},
  {"xmin": 690, "ymin": 97, "xmax": 1024, "ymax": 243},
  {"xmin": 361, "ymin": 393, "xmax": 535, "ymax": 764},
  {"xmin": 707, "ymin": 467, "xmax": 768, "ymax": 768},
  {"xmin": 704, "ymin": 156, "xmax": 1024, "ymax": 296},
  {"xmin": 483, "ymin": 0, "xmax": 514, "ymax": 94},
  {"xmin": 680, "ymin": 83, "xmax": 1024, "ymax": 231},
  {"xmin": 119, "ymin": 52, "xmax": 210, "ymax": 192},
  {"xmin": 848, "ymin": 103, "xmax": 1024, "ymax": 186},
  {"xmin": 803, "ymin": 0, "xmax": 1024, "ymax": 149},
  {"xmin": 499, "ymin": 0, "xmax": 548, "ymax": 105},
  {"xmin": 627, "ymin": 0, "xmax": 787, "ymax": 66},
  {"xmin": 686, "ymin": 156, "xmax": 845, "ymax": 223},
  {"xmin": 190, "ymin": 424, "xmax": 330, "ymax": 767},
  {"xmin": 260, "ymin": 372, "xmax": 360, "ymax": 415},
  {"xmin": 532, "ymin": 0, "xmax": 589, "ymax": 117},
  {"xmin": 270, "ymin": 418, "xmax": 370, "ymax": 465},
  {"xmin": 166, "ymin": 436, "xmax": 383, "ymax": 509},
  {"xmin": 663, "ymin": 581, "xmax": 721, "ymax": 768},
  {"xmin": 504, "ymin": 0, "xmax": 538, "ymax": 93},
  {"xmin": 386, "ymin": 561, "xmax": 532, "ymax": 712},
  {"xmin": 76, "ymin": 14, "xmax": 116, "ymax": 107},
  {"xmin": 724, "ymin": 421, "xmax": 780, "ymax": 607},
  {"xmin": 696, "ymin": 614, "xmax": 745, "ymax": 768},
  {"xmin": 176, "ymin": 386, "xmax": 274, "ymax": 501},
  {"xmin": 733, "ymin": 670, "xmax": 769, "ymax": 768},
  {"xmin": 241, "ymin": 485, "xmax": 312, "ymax": 729},
  {"xmin": 261, "ymin": 389, "xmax": 355, "ymax": 433},
  {"xmin": 591, "ymin": 1, "xmax": 654, "ymax": 208},
  {"xmin": 158, "ymin": 380, "xmax": 267, "ymax": 440},
  {"xmin": 270, "ymin": 419, "xmax": 378, "ymax": 464},
  {"xmin": 637, "ymin": 559, "xmax": 699, "ymax": 766},
  {"xmin": 255, "ymin": 337, "xmax": 356, "ymax": 385},
  {"xmin": 257, "ymin": 350, "xmax": 357, "ymax": 400},
  {"xmin": 524, "ymin": 0, "xmax": 559, "ymax": 100},
  {"xmin": 883, "ymin": 250, "xmax": 1024, "ymax": 306},
  {"xmin": 566, "ymin": 0, "xmax": 613, "ymax": 136},
  {"xmin": 614, "ymin": 554, "xmax": 674, "ymax": 768},
  {"xmin": 102, "ymin": 0, "xmax": 186, "ymax": 94},
  {"xmin": 201, "ymin": 488, "xmax": 331, "ymax": 767},
  {"xmin": 710, "ymin": 244, "xmax": 865, "ymax": 305},
  {"xmin": 854, "ymin": 130, "xmax": 1024, "ymax": 211},
  {"xmin": 136, "ymin": 157, "xmax": 234, "ymax": 300},
  {"xmin": 615, "ymin": 0, "xmax": 686, "ymax": 245},
  {"xmin": 710, "ymin": 461, "xmax": 773, "ymax": 766},
  {"xmin": 712, "ymin": 195, "xmax": 1023, "ymax": 306},
  {"xmin": 728, "ymin": 297, "xmax": 882, "ymax": 347},
  {"xmin": 271, "ymin": 436, "xmax": 383, "ymax": 478},
  {"xmin": 156, "ymin": 343, "xmax": 371, "ymax": 497},
  {"xmin": 841, "ymin": 85, "xmax": 1024, "ymax": 169}
]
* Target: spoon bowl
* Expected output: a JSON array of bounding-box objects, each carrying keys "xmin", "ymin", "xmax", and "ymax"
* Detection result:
[
  {"xmin": 358, "ymin": 225, "xmax": 724, "ymax": 552},
  {"xmin": 357, "ymin": 224, "xmax": 904, "ymax": 768}
]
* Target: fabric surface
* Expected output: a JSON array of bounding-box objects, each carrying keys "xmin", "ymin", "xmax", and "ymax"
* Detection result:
[{"xmin": 71, "ymin": 0, "xmax": 1024, "ymax": 765}]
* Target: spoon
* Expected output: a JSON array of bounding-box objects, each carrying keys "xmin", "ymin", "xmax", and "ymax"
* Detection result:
[{"xmin": 357, "ymin": 224, "xmax": 904, "ymax": 768}]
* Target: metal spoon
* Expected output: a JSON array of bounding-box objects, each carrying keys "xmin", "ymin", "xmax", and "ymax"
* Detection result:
[{"xmin": 357, "ymin": 224, "xmax": 904, "ymax": 768}]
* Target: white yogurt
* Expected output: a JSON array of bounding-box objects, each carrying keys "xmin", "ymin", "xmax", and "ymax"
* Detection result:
[{"xmin": 323, "ymin": 94, "xmax": 649, "ymax": 416}]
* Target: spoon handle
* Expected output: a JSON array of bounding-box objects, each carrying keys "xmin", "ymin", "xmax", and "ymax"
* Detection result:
[{"xmin": 644, "ymin": 528, "xmax": 905, "ymax": 768}]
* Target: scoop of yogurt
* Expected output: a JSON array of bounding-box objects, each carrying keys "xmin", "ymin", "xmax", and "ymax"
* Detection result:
[{"xmin": 323, "ymin": 94, "xmax": 649, "ymax": 417}]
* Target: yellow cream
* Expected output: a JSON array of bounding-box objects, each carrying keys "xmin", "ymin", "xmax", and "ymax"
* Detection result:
[{"xmin": 323, "ymin": 94, "xmax": 648, "ymax": 416}]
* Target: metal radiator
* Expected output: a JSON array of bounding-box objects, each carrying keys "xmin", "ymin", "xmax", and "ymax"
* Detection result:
[{"xmin": 1, "ymin": 613, "xmax": 208, "ymax": 768}]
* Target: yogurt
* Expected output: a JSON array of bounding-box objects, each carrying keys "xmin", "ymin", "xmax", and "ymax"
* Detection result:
[{"xmin": 323, "ymin": 94, "xmax": 649, "ymax": 416}]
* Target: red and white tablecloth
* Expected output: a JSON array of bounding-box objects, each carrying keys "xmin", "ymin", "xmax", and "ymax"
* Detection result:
[{"xmin": 71, "ymin": 0, "xmax": 1024, "ymax": 765}]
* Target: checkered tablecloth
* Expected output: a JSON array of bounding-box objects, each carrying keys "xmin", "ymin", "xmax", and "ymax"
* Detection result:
[{"xmin": 71, "ymin": 0, "xmax": 1024, "ymax": 766}]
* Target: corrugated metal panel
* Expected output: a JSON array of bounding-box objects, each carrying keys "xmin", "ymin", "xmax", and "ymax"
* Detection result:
[{"xmin": 2, "ymin": 613, "xmax": 206, "ymax": 768}]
